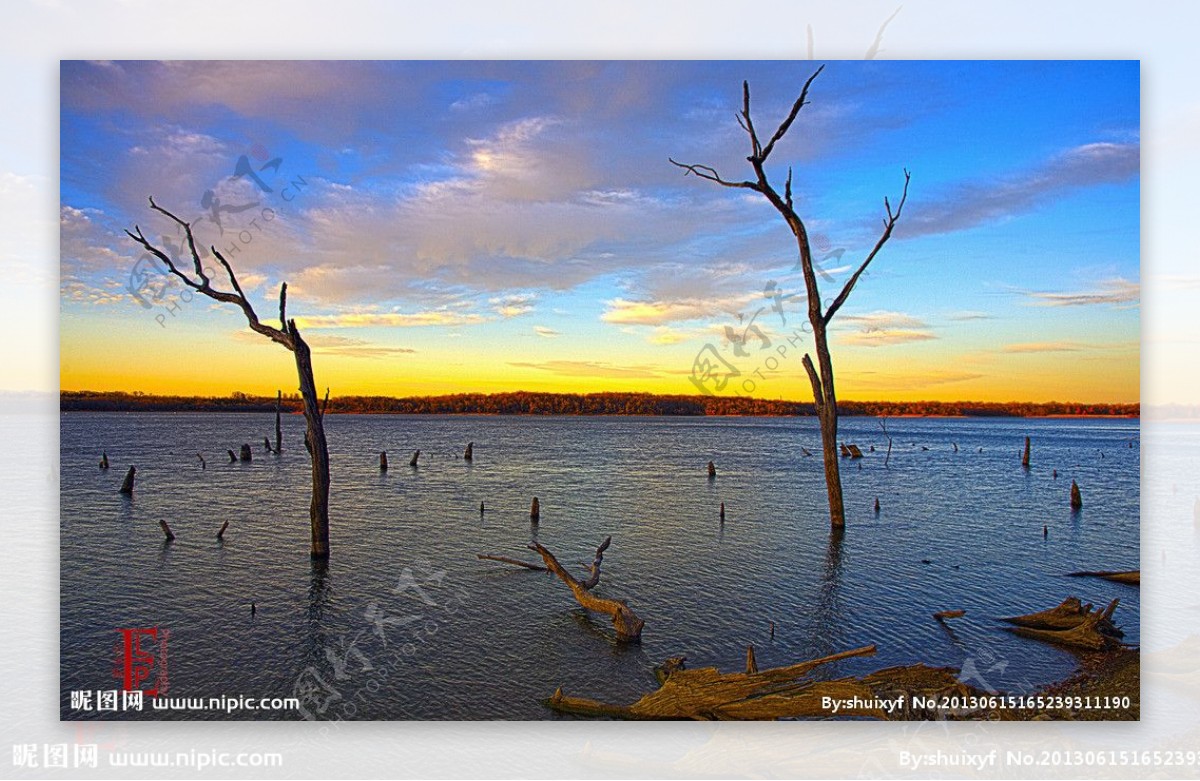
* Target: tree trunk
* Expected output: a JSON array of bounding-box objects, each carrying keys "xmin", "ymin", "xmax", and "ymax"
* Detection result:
[
  {"xmin": 275, "ymin": 390, "xmax": 283, "ymax": 454},
  {"xmin": 292, "ymin": 328, "xmax": 331, "ymax": 558}
]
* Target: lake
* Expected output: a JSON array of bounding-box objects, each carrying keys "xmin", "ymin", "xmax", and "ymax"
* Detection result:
[{"xmin": 59, "ymin": 413, "xmax": 1140, "ymax": 719}]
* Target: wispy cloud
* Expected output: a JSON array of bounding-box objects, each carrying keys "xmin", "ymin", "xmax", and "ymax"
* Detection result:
[
  {"xmin": 1001, "ymin": 341, "xmax": 1085, "ymax": 354},
  {"xmin": 533, "ymin": 325, "xmax": 559, "ymax": 338},
  {"xmin": 1019, "ymin": 277, "xmax": 1139, "ymax": 307},
  {"xmin": 294, "ymin": 311, "xmax": 488, "ymax": 329},
  {"xmin": 903, "ymin": 142, "xmax": 1139, "ymax": 238},
  {"xmin": 491, "ymin": 293, "xmax": 537, "ymax": 318},
  {"xmin": 835, "ymin": 310, "xmax": 936, "ymax": 347},
  {"xmin": 945, "ymin": 310, "xmax": 992, "ymax": 321},
  {"xmin": 305, "ymin": 335, "xmax": 416, "ymax": 359},
  {"xmin": 507, "ymin": 360, "xmax": 664, "ymax": 379},
  {"xmin": 601, "ymin": 297, "xmax": 725, "ymax": 326}
]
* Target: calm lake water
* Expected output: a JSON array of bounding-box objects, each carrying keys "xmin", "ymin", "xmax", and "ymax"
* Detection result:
[{"xmin": 60, "ymin": 413, "xmax": 1140, "ymax": 720}]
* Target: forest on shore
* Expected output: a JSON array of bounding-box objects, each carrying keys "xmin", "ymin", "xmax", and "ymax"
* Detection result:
[{"xmin": 60, "ymin": 390, "xmax": 1139, "ymax": 418}]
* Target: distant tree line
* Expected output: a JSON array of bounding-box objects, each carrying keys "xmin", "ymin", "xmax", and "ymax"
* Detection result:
[{"xmin": 60, "ymin": 390, "xmax": 1139, "ymax": 418}]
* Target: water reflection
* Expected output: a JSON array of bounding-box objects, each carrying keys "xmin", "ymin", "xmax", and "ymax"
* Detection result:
[{"xmin": 812, "ymin": 526, "xmax": 845, "ymax": 659}]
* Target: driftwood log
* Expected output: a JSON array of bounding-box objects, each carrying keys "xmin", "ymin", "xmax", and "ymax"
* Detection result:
[
  {"xmin": 1068, "ymin": 570, "xmax": 1139, "ymax": 586},
  {"xmin": 544, "ymin": 645, "xmax": 986, "ymax": 720},
  {"xmin": 933, "ymin": 609, "xmax": 965, "ymax": 621},
  {"xmin": 479, "ymin": 536, "xmax": 643, "ymax": 641},
  {"xmin": 1070, "ymin": 480, "xmax": 1083, "ymax": 509},
  {"xmin": 839, "ymin": 443, "xmax": 863, "ymax": 459},
  {"xmin": 1002, "ymin": 597, "xmax": 1122, "ymax": 651},
  {"xmin": 528, "ymin": 539, "xmax": 643, "ymax": 641}
]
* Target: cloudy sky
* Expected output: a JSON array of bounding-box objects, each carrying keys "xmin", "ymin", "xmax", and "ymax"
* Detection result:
[{"xmin": 60, "ymin": 60, "xmax": 1139, "ymax": 402}]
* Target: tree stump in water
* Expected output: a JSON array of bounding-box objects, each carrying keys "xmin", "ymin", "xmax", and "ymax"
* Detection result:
[
  {"xmin": 464, "ymin": 442, "xmax": 473, "ymax": 461},
  {"xmin": 118, "ymin": 466, "xmax": 136, "ymax": 495},
  {"xmin": 228, "ymin": 449, "xmax": 237, "ymax": 463},
  {"xmin": 159, "ymin": 520, "xmax": 175, "ymax": 541},
  {"xmin": 719, "ymin": 502, "xmax": 725, "ymax": 521},
  {"xmin": 197, "ymin": 453, "xmax": 206, "ymax": 470},
  {"xmin": 240, "ymin": 444, "xmax": 252, "ymax": 462},
  {"xmin": 100, "ymin": 452, "xmax": 109, "ymax": 469},
  {"xmin": 1022, "ymin": 436, "xmax": 1031, "ymax": 468},
  {"xmin": 379, "ymin": 451, "xmax": 388, "ymax": 472},
  {"xmin": 1070, "ymin": 480, "xmax": 1083, "ymax": 509},
  {"xmin": 874, "ymin": 497, "xmax": 880, "ymax": 514},
  {"xmin": 707, "ymin": 461, "xmax": 716, "ymax": 478},
  {"xmin": 275, "ymin": 389, "xmax": 283, "ymax": 454},
  {"xmin": 530, "ymin": 497, "xmax": 540, "ymax": 521},
  {"xmin": 410, "ymin": 450, "xmax": 420, "ymax": 467},
  {"xmin": 217, "ymin": 520, "xmax": 229, "ymax": 539},
  {"xmin": 263, "ymin": 436, "xmax": 273, "ymax": 453}
]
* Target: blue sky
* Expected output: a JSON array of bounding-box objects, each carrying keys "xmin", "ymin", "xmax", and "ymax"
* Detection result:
[{"xmin": 59, "ymin": 60, "xmax": 1139, "ymax": 401}]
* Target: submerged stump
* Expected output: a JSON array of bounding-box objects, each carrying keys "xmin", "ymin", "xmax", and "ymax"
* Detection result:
[
  {"xmin": 118, "ymin": 466, "xmax": 136, "ymax": 495},
  {"xmin": 1070, "ymin": 480, "xmax": 1083, "ymax": 510},
  {"xmin": 240, "ymin": 444, "xmax": 252, "ymax": 462}
]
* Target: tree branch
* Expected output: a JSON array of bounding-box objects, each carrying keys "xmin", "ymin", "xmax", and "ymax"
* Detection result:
[
  {"xmin": 668, "ymin": 159, "xmax": 758, "ymax": 190},
  {"xmin": 758, "ymin": 66, "xmax": 824, "ymax": 163},
  {"xmin": 802, "ymin": 353, "xmax": 824, "ymax": 409},
  {"xmin": 823, "ymin": 169, "xmax": 910, "ymax": 324},
  {"xmin": 279, "ymin": 282, "xmax": 289, "ymax": 334},
  {"xmin": 125, "ymin": 197, "xmax": 292, "ymax": 350}
]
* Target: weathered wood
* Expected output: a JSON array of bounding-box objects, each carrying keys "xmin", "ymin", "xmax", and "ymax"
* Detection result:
[
  {"xmin": 874, "ymin": 497, "xmax": 880, "ymax": 514},
  {"xmin": 1003, "ymin": 597, "xmax": 1123, "ymax": 650},
  {"xmin": 1022, "ymin": 436, "xmax": 1031, "ymax": 468},
  {"xmin": 745, "ymin": 645, "xmax": 758, "ymax": 674},
  {"xmin": 240, "ymin": 444, "xmax": 252, "ymax": 462},
  {"xmin": 579, "ymin": 536, "xmax": 611, "ymax": 590},
  {"xmin": 159, "ymin": 520, "xmax": 175, "ymax": 540},
  {"xmin": 1070, "ymin": 480, "xmax": 1083, "ymax": 509},
  {"xmin": 545, "ymin": 645, "xmax": 930, "ymax": 720},
  {"xmin": 528, "ymin": 539, "xmax": 643, "ymax": 641},
  {"xmin": 933, "ymin": 609, "xmax": 965, "ymax": 620},
  {"xmin": 216, "ymin": 520, "xmax": 229, "ymax": 539},
  {"xmin": 263, "ymin": 436, "xmax": 272, "ymax": 453},
  {"xmin": 275, "ymin": 390, "xmax": 282, "ymax": 453},
  {"xmin": 1068, "ymin": 570, "xmax": 1139, "ymax": 586},
  {"xmin": 476, "ymin": 553, "xmax": 547, "ymax": 571},
  {"xmin": 100, "ymin": 452, "xmax": 109, "ymax": 469},
  {"xmin": 719, "ymin": 502, "xmax": 725, "ymax": 521},
  {"xmin": 707, "ymin": 460, "xmax": 716, "ymax": 478},
  {"xmin": 464, "ymin": 442, "xmax": 473, "ymax": 461},
  {"xmin": 228, "ymin": 449, "xmax": 237, "ymax": 463},
  {"xmin": 379, "ymin": 451, "xmax": 388, "ymax": 471},
  {"xmin": 530, "ymin": 497, "xmax": 540, "ymax": 521},
  {"xmin": 409, "ymin": 450, "xmax": 420, "ymax": 467},
  {"xmin": 118, "ymin": 466, "xmax": 136, "ymax": 495}
]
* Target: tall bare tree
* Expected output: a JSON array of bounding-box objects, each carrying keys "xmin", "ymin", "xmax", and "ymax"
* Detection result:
[
  {"xmin": 126, "ymin": 197, "xmax": 331, "ymax": 557},
  {"xmin": 671, "ymin": 66, "xmax": 909, "ymax": 528}
]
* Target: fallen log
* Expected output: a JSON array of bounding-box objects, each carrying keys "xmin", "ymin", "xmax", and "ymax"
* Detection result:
[
  {"xmin": 1002, "ymin": 597, "xmax": 1123, "ymax": 650},
  {"xmin": 933, "ymin": 609, "xmax": 965, "ymax": 621},
  {"xmin": 1067, "ymin": 570, "xmax": 1139, "ymax": 586},
  {"xmin": 476, "ymin": 553, "xmax": 547, "ymax": 572},
  {"xmin": 528, "ymin": 539, "xmax": 643, "ymax": 642},
  {"xmin": 544, "ymin": 644, "xmax": 991, "ymax": 720}
]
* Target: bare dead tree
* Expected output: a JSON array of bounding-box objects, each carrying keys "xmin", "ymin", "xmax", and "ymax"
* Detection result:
[
  {"xmin": 670, "ymin": 66, "xmax": 909, "ymax": 528},
  {"xmin": 126, "ymin": 197, "xmax": 331, "ymax": 557}
]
